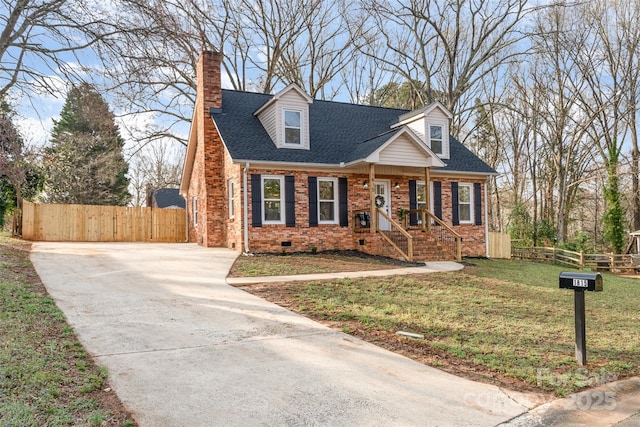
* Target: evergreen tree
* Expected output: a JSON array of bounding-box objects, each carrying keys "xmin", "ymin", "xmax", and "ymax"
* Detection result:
[
  {"xmin": 44, "ymin": 83, "xmax": 130, "ymax": 205},
  {"xmin": 0, "ymin": 98, "xmax": 25, "ymax": 228}
]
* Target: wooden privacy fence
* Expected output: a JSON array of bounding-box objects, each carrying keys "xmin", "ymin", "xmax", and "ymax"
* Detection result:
[
  {"xmin": 21, "ymin": 201, "xmax": 186, "ymax": 242},
  {"xmin": 511, "ymin": 246, "xmax": 639, "ymax": 273},
  {"xmin": 488, "ymin": 232, "xmax": 511, "ymax": 259}
]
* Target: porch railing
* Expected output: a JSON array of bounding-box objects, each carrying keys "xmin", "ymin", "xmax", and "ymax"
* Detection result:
[
  {"xmin": 377, "ymin": 208, "xmax": 414, "ymax": 261},
  {"xmin": 352, "ymin": 208, "xmax": 414, "ymax": 261},
  {"xmin": 406, "ymin": 208, "xmax": 462, "ymax": 261}
]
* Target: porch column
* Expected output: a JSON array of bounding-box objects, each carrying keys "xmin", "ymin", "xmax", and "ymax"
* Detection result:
[
  {"xmin": 369, "ymin": 163, "xmax": 376, "ymax": 233},
  {"xmin": 424, "ymin": 167, "xmax": 431, "ymax": 231}
]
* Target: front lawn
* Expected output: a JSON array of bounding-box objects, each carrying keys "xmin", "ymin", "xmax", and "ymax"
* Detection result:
[{"xmin": 236, "ymin": 258, "xmax": 640, "ymax": 396}]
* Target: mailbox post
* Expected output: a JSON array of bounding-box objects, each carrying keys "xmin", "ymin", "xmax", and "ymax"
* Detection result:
[{"xmin": 559, "ymin": 272, "xmax": 603, "ymax": 365}]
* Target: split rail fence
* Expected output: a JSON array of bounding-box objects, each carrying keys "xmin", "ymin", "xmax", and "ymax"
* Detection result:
[
  {"xmin": 21, "ymin": 201, "xmax": 186, "ymax": 243},
  {"xmin": 511, "ymin": 246, "xmax": 639, "ymax": 273}
]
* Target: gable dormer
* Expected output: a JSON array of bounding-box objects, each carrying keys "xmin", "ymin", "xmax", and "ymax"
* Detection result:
[
  {"xmin": 392, "ymin": 101, "xmax": 453, "ymax": 160},
  {"xmin": 254, "ymin": 84, "xmax": 313, "ymax": 150}
]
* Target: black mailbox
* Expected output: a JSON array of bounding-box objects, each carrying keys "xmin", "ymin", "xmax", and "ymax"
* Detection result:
[{"xmin": 559, "ymin": 272, "xmax": 603, "ymax": 292}]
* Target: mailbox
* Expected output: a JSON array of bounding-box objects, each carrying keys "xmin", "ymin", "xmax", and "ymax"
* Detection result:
[{"xmin": 559, "ymin": 272, "xmax": 603, "ymax": 292}]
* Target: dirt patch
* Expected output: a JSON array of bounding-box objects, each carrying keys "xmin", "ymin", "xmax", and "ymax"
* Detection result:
[{"xmin": 237, "ymin": 281, "xmax": 546, "ymax": 396}]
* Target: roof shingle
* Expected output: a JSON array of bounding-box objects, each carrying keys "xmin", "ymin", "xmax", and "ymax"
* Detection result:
[{"xmin": 212, "ymin": 89, "xmax": 496, "ymax": 174}]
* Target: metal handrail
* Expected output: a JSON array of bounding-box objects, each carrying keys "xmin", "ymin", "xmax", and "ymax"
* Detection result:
[{"xmin": 406, "ymin": 208, "xmax": 462, "ymax": 261}]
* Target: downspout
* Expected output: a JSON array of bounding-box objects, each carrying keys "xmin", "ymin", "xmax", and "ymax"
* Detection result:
[
  {"xmin": 243, "ymin": 162, "xmax": 250, "ymax": 253},
  {"xmin": 484, "ymin": 181, "xmax": 490, "ymax": 258},
  {"xmin": 183, "ymin": 193, "xmax": 189, "ymax": 242}
]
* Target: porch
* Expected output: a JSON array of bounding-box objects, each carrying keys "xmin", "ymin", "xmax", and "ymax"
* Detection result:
[{"xmin": 353, "ymin": 207, "xmax": 462, "ymax": 262}]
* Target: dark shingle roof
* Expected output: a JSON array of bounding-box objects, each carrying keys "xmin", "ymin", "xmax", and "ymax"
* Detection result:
[
  {"xmin": 153, "ymin": 188, "xmax": 185, "ymax": 209},
  {"xmin": 212, "ymin": 90, "xmax": 495, "ymax": 174}
]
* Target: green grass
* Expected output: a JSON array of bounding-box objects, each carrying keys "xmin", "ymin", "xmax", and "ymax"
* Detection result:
[
  {"xmin": 0, "ymin": 233, "xmax": 135, "ymax": 426},
  {"xmin": 229, "ymin": 251, "xmax": 411, "ymax": 277},
  {"xmin": 271, "ymin": 258, "xmax": 640, "ymax": 395}
]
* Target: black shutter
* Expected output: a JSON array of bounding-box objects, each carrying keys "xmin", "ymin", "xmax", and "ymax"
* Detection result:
[
  {"xmin": 433, "ymin": 181, "xmax": 442, "ymax": 220},
  {"xmin": 451, "ymin": 182, "xmax": 459, "ymax": 226},
  {"xmin": 285, "ymin": 175, "xmax": 295, "ymax": 227},
  {"xmin": 339, "ymin": 177, "xmax": 348, "ymax": 227},
  {"xmin": 308, "ymin": 176, "xmax": 318, "ymax": 227},
  {"xmin": 251, "ymin": 174, "xmax": 262, "ymax": 227},
  {"xmin": 409, "ymin": 180, "xmax": 418, "ymax": 226},
  {"xmin": 474, "ymin": 183, "xmax": 482, "ymax": 226}
]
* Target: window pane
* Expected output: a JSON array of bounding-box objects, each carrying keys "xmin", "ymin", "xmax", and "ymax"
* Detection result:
[
  {"xmin": 320, "ymin": 201, "xmax": 335, "ymax": 221},
  {"xmin": 459, "ymin": 186, "xmax": 470, "ymax": 203},
  {"xmin": 263, "ymin": 179, "xmax": 281, "ymax": 199},
  {"xmin": 285, "ymin": 111, "xmax": 300, "ymax": 127},
  {"xmin": 430, "ymin": 125, "xmax": 442, "ymax": 139},
  {"xmin": 459, "ymin": 204, "xmax": 471, "ymax": 222},
  {"xmin": 319, "ymin": 180, "xmax": 334, "ymax": 200},
  {"xmin": 431, "ymin": 138, "xmax": 442, "ymax": 154},
  {"xmin": 264, "ymin": 201, "xmax": 281, "ymax": 221},
  {"xmin": 417, "ymin": 184, "xmax": 426, "ymax": 203},
  {"xmin": 285, "ymin": 128, "xmax": 301, "ymax": 144}
]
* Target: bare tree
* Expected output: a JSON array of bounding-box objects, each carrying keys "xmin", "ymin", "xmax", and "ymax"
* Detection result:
[
  {"xmin": 356, "ymin": 0, "xmax": 530, "ymax": 134},
  {"xmin": 0, "ymin": 0, "xmax": 123, "ymax": 98},
  {"xmin": 128, "ymin": 140, "xmax": 185, "ymax": 206}
]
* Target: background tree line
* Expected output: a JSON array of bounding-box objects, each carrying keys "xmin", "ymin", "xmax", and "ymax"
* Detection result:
[{"xmin": 1, "ymin": 0, "xmax": 639, "ymax": 252}]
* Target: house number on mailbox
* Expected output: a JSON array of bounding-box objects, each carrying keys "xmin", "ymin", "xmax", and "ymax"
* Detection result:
[
  {"xmin": 573, "ymin": 279, "xmax": 589, "ymax": 288},
  {"xmin": 559, "ymin": 272, "xmax": 603, "ymax": 366}
]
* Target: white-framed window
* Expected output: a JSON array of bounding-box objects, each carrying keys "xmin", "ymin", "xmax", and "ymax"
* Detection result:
[
  {"xmin": 262, "ymin": 176, "xmax": 284, "ymax": 224},
  {"xmin": 458, "ymin": 183, "xmax": 473, "ymax": 223},
  {"xmin": 429, "ymin": 124, "xmax": 444, "ymax": 154},
  {"xmin": 283, "ymin": 110, "xmax": 302, "ymax": 145},
  {"xmin": 415, "ymin": 181, "xmax": 434, "ymax": 224},
  {"xmin": 228, "ymin": 179, "xmax": 235, "ymax": 219},
  {"xmin": 318, "ymin": 178, "xmax": 338, "ymax": 224},
  {"xmin": 192, "ymin": 196, "xmax": 198, "ymax": 226},
  {"xmin": 416, "ymin": 182, "xmax": 428, "ymax": 210}
]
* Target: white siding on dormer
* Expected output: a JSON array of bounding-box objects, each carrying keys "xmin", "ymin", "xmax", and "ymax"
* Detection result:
[
  {"xmin": 428, "ymin": 107, "xmax": 450, "ymax": 123},
  {"xmin": 378, "ymin": 135, "xmax": 431, "ymax": 167},
  {"xmin": 407, "ymin": 120, "xmax": 426, "ymax": 142},
  {"xmin": 277, "ymin": 90, "xmax": 310, "ymax": 149},
  {"xmin": 258, "ymin": 105, "xmax": 278, "ymax": 146}
]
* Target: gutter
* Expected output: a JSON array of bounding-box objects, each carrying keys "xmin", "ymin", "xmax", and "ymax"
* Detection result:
[{"xmin": 243, "ymin": 162, "xmax": 250, "ymax": 254}]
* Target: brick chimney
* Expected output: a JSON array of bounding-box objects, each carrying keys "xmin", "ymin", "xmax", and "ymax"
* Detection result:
[{"xmin": 196, "ymin": 51, "xmax": 222, "ymax": 110}]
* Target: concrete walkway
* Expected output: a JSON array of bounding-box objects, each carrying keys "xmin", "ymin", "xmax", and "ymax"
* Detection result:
[{"xmin": 30, "ymin": 242, "xmax": 542, "ymax": 426}]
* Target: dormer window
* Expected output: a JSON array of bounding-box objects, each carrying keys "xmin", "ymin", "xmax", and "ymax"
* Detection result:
[
  {"xmin": 429, "ymin": 124, "xmax": 443, "ymax": 155},
  {"xmin": 284, "ymin": 110, "xmax": 301, "ymax": 145},
  {"xmin": 254, "ymin": 84, "xmax": 312, "ymax": 150}
]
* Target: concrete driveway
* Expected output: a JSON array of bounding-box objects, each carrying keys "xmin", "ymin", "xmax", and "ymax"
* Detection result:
[{"xmin": 30, "ymin": 242, "xmax": 537, "ymax": 426}]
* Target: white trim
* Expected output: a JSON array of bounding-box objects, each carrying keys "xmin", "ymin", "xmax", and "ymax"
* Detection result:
[
  {"xmin": 262, "ymin": 175, "xmax": 285, "ymax": 224},
  {"xmin": 364, "ymin": 127, "xmax": 446, "ymax": 168},
  {"xmin": 374, "ymin": 179, "xmax": 391, "ymax": 231},
  {"xmin": 253, "ymin": 83, "xmax": 313, "ymax": 116},
  {"xmin": 458, "ymin": 183, "xmax": 473, "ymax": 224},
  {"xmin": 228, "ymin": 178, "xmax": 235, "ymax": 219},
  {"xmin": 485, "ymin": 181, "xmax": 490, "ymax": 257},
  {"xmin": 243, "ymin": 163, "xmax": 250, "ymax": 253},
  {"xmin": 415, "ymin": 181, "xmax": 433, "ymax": 211},
  {"xmin": 428, "ymin": 123, "xmax": 445, "ymax": 155},
  {"xmin": 317, "ymin": 177, "xmax": 339, "ymax": 224},
  {"xmin": 282, "ymin": 109, "xmax": 302, "ymax": 146}
]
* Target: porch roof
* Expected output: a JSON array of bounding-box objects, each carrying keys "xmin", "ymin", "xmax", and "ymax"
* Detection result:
[{"xmin": 212, "ymin": 89, "xmax": 496, "ymax": 174}]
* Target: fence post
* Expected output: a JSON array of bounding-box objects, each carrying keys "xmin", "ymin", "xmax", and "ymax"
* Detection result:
[
  {"xmin": 580, "ymin": 251, "xmax": 584, "ymax": 270},
  {"xmin": 610, "ymin": 252, "xmax": 614, "ymax": 271},
  {"xmin": 553, "ymin": 247, "xmax": 557, "ymax": 264}
]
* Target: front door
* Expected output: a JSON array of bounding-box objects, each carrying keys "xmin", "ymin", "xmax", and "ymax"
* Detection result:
[{"xmin": 375, "ymin": 180, "xmax": 391, "ymax": 231}]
